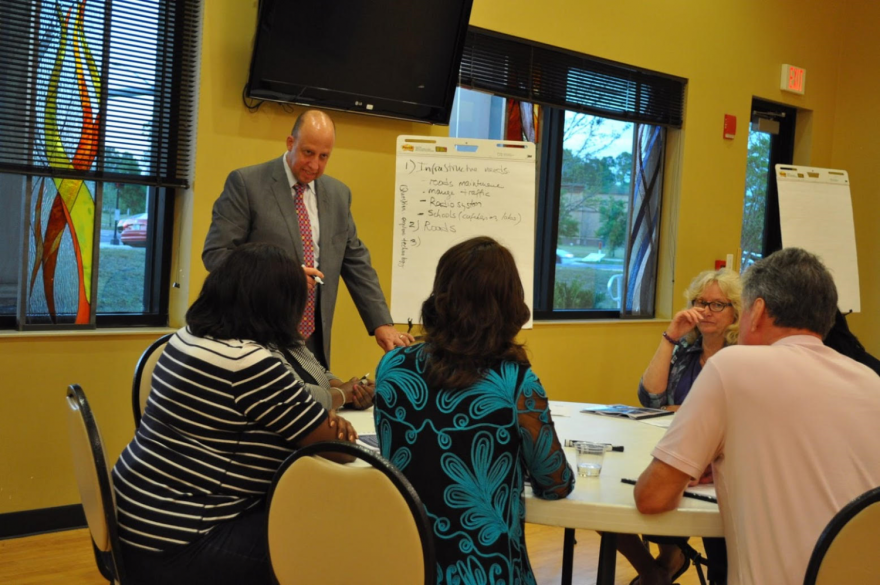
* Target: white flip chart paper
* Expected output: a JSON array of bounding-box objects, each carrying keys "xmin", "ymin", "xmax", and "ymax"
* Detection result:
[
  {"xmin": 776, "ymin": 165, "xmax": 860, "ymax": 312},
  {"xmin": 392, "ymin": 136, "xmax": 537, "ymax": 327}
]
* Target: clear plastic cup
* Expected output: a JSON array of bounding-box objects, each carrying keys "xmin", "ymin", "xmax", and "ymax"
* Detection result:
[{"xmin": 575, "ymin": 441, "xmax": 606, "ymax": 477}]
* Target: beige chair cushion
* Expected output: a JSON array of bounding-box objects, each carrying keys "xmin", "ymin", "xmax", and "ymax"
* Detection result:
[
  {"xmin": 814, "ymin": 500, "xmax": 880, "ymax": 584},
  {"xmin": 268, "ymin": 455, "xmax": 425, "ymax": 585}
]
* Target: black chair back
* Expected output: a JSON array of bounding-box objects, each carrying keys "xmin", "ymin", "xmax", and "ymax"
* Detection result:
[
  {"xmin": 803, "ymin": 486, "xmax": 880, "ymax": 585},
  {"xmin": 66, "ymin": 384, "xmax": 126, "ymax": 584},
  {"xmin": 132, "ymin": 333, "xmax": 172, "ymax": 427}
]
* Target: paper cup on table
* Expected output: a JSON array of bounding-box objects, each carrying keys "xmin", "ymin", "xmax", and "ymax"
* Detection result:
[{"xmin": 575, "ymin": 441, "xmax": 605, "ymax": 477}]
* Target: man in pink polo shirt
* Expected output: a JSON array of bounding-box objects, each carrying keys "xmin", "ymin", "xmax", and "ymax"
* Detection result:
[{"xmin": 634, "ymin": 247, "xmax": 880, "ymax": 585}]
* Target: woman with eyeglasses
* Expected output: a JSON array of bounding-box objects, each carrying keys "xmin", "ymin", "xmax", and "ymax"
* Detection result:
[
  {"xmin": 618, "ymin": 268, "xmax": 741, "ymax": 585},
  {"xmin": 639, "ymin": 268, "xmax": 742, "ymax": 411}
]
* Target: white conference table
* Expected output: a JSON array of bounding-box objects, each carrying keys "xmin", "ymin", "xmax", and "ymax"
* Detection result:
[{"xmin": 345, "ymin": 401, "xmax": 722, "ymax": 585}]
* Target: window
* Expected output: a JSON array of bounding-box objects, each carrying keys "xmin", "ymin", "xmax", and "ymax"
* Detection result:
[
  {"xmin": 0, "ymin": 0, "xmax": 199, "ymax": 330},
  {"xmin": 740, "ymin": 130, "xmax": 772, "ymax": 268},
  {"xmin": 553, "ymin": 112, "xmax": 635, "ymax": 313},
  {"xmin": 739, "ymin": 98, "xmax": 797, "ymax": 270},
  {"xmin": 453, "ymin": 28, "xmax": 685, "ymax": 319}
]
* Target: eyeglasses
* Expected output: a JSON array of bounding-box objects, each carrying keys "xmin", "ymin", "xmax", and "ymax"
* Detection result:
[{"xmin": 692, "ymin": 299, "xmax": 733, "ymax": 312}]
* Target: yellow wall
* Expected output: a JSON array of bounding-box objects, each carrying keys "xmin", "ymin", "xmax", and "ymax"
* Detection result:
[
  {"xmin": 830, "ymin": 1, "xmax": 880, "ymax": 350},
  {"xmin": 0, "ymin": 333, "xmax": 170, "ymax": 514},
  {"xmin": 2, "ymin": 0, "xmax": 875, "ymax": 515}
]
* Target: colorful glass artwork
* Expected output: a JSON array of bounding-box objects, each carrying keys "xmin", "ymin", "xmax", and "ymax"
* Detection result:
[
  {"xmin": 624, "ymin": 124, "xmax": 664, "ymax": 316},
  {"xmin": 27, "ymin": 0, "xmax": 102, "ymax": 325},
  {"xmin": 505, "ymin": 100, "xmax": 541, "ymax": 143}
]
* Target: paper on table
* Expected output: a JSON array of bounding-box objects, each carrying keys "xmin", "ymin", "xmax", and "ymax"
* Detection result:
[
  {"xmin": 581, "ymin": 404, "xmax": 672, "ymax": 420},
  {"xmin": 639, "ymin": 416, "xmax": 674, "ymax": 428},
  {"xmin": 550, "ymin": 405, "xmax": 571, "ymax": 417},
  {"xmin": 357, "ymin": 434, "xmax": 379, "ymax": 451}
]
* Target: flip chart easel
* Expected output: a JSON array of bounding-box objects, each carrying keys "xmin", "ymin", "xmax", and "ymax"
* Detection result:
[
  {"xmin": 391, "ymin": 135, "xmax": 537, "ymax": 327},
  {"xmin": 776, "ymin": 165, "xmax": 860, "ymax": 312}
]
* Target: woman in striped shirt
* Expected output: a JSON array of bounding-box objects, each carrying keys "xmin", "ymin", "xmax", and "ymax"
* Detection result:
[{"xmin": 113, "ymin": 243, "xmax": 357, "ymax": 585}]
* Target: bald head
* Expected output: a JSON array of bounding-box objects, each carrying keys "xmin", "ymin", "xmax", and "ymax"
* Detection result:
[
  {"xmin": 285, "ymin": 110, "xmax": 335, "ymax": 184},
  {"xmin": 291, "ymin": 110, "xmax": 336, "ymax": 140}
]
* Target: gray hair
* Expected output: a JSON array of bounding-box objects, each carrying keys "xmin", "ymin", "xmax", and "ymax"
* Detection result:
[{"xmin": 742, "ymin": 247, "xmax": 838, "ymax": 336}]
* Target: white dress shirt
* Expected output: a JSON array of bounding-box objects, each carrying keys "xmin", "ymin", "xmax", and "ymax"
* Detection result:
[{"xmin": 281, "ymin": 153, "xmax": 321, "ymax": 266}]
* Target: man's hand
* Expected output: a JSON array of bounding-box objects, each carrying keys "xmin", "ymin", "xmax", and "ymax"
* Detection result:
[
  {"xmin": 374, "ymin": 324, "xmax": 415, "ymax": 352},
  {"xmin": 302, "ymin": 266, "xmax": 325, "ymax": 291}
]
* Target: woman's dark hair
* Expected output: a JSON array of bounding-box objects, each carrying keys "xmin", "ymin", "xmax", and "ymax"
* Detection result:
[
  {"xmin": 420, "ymin": 236, "xmax": 530, "ymax": 389},
  {"xmin": 186, "ymin": 243, "xmax": 306, "ymax": 347},
  {"xmin": 824, "ymin": 310, "xmax": 880, "ymax": 376}
]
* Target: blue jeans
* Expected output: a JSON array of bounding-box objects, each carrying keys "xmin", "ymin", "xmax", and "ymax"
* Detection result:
[{"xmin": 121, "ymin": 505, "xmax": 273, "ymax": 585}]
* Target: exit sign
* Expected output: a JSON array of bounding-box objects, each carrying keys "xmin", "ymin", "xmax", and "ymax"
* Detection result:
[{"xmin": 781, "ymin": 64, "xmax": 806, "ymax": 94}]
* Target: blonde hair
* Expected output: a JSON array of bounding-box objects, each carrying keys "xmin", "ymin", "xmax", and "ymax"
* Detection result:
[{"xmin": 682, "ymin": 268, "xmax": 742, "ymax": 345}]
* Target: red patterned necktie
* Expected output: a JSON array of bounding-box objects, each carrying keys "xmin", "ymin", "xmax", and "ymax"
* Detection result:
[{"xmin": 293, "ymin": 183, "xmax": 316, "ymax": 339}]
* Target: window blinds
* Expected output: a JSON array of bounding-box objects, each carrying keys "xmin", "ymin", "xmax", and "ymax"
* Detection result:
[
  {"xmin": 459, "ymin": 27, "xmax": 686, "ymax": 128},
  {"xmin": 0, "ymin": 0, "xmax": 199, "ymax": 188}
]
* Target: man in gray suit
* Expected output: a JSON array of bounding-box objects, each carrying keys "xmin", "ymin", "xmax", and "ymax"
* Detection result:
[{"xmin": 203, "ymin": 110, "xmax": 412, "ymax": 367}]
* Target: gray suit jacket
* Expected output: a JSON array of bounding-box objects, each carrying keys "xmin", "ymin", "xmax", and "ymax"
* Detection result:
[{"xmin": 202, "ymin": 158, "xmax": 393, "ymax": 366}]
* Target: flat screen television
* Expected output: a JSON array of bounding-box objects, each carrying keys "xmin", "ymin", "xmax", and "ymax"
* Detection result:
[{"xmin": 246, "ymin": 0, "xmax": 475, "ymax": 125}]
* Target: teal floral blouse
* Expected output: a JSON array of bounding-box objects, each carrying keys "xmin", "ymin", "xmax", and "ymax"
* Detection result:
[{"xmin": 374, "ymin": 344, "xmax": 574, "ymax": 585}]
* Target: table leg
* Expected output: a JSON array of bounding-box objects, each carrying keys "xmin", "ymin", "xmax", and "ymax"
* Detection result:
[
  {"xmin": 596, "ymin": 532, "xmax": 618, "ymax": 585},
  {"xmin": 561, "ymin": 528, "xmax": 575, "ymax": 585}
]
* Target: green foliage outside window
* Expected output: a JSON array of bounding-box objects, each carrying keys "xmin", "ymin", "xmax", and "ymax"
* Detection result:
[
  {"xmin": 558, "ymin": 212, "xmax": 579, "ymax": 238},
  {"xmin": 740, "ymin": 131, "xmax": 772, "ymax": 262},
  {"xmin": 597, "ymin": 197, "xmax": 627, "ymax": 257},
  {"xmin": 554, "ymin": 279, "xmax": 607, "ymax": 309}
]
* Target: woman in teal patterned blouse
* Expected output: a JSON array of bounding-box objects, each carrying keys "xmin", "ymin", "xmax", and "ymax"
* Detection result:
[{"xmin": 375, "ymin": 236, "xmax": 574, "ymax": 584}]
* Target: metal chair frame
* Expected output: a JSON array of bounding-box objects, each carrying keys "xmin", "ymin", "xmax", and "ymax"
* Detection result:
[
  {"xmin": 66, "ymin": 384, "xmax": 127, "ymax": 584},
  {"xmin": 131, "ymin": 333, "xmax": 172, "ymax": 428},
  {"xmin": 803, "ymin": 486, "xmax": 880, "ymax": 585}
]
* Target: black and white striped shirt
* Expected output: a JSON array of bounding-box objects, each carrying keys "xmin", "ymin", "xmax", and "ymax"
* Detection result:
[{"xmin": 112, "ymin": 328, "xmax": 327, "ymax": 551}]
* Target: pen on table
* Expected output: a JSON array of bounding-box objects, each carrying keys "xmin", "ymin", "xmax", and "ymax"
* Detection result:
[
  {"xmin": 564, "ymin": 439, "xmax": 624, "ymax": 452},
  {"xmin": 620, "ymin": 478, "xmax": 717, "ymax": 503},
  {"xmin": 301, "ymin": 264, "xmax": 324, "ymax": 285}
]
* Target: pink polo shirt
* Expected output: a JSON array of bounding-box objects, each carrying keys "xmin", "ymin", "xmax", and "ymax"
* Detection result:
[{"xmin": 653, "ymin": 335, "xmax": 880, "ymax": 585}]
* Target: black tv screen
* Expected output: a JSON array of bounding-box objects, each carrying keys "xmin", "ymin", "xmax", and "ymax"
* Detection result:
[{"xmin": 246, "ymin": 0, "xmax": 474, "ymax": 125}]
